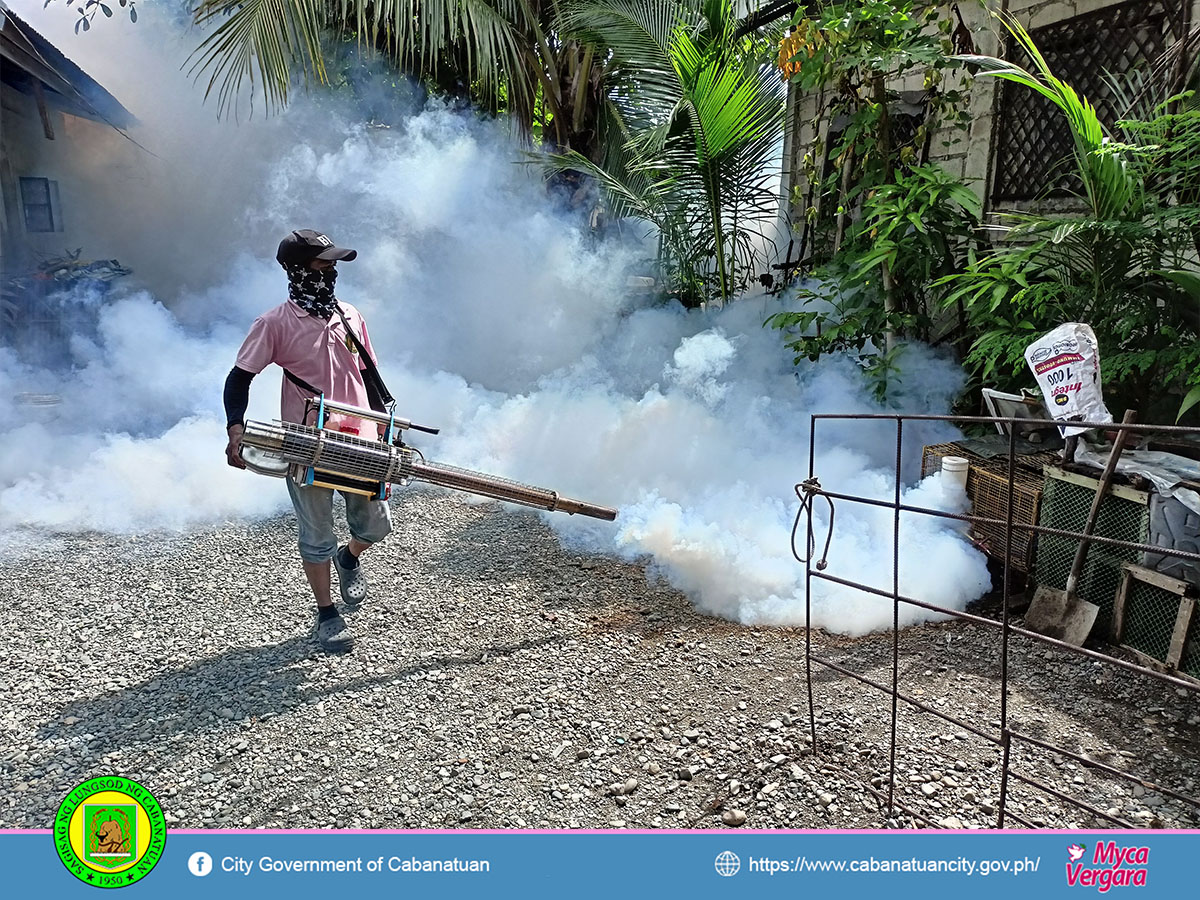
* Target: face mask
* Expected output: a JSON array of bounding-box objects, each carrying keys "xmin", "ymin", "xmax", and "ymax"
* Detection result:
[{"xmin": 285, "ymin": 263, "xmax": 338, "ymax": 319}]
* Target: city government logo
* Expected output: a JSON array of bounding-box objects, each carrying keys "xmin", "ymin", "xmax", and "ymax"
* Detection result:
[{"xmin": 54, "ymin": 776, "xmax": 166, "ymax": 888}]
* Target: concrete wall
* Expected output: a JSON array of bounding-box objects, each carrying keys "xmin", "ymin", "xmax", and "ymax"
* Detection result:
[{"xmin": 779, "ymin": 0, "xmax": 1200, "ymax": 242}]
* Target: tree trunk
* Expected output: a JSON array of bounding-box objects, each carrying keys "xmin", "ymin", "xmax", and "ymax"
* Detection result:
[
  {"xmin": 873, "ymin": 73, "xmax": 898, "ymax": 355},
  {"xmin": 832, "ymin": 144, "xmax": 856, "ymax": 254}
]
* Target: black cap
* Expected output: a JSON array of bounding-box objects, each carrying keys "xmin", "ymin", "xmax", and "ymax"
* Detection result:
[{"xmin": 276, "ymin": 229, "xmax": 358, "ymax": 266}]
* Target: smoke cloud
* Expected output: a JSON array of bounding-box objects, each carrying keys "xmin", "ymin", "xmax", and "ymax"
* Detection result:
[{"xmin": 1, "ymin": 2, "xmax": 990, "ymax": 634}]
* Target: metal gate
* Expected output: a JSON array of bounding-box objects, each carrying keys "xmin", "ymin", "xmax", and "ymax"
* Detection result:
[{"xmin": 797, "ymin": 413, "xmax": 1200, "ymax": 828}]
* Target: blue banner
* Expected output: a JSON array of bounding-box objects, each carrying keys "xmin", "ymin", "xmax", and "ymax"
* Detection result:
[{"xmin": 2, "ymin": 828, "xmax": 1193, "ymax": 898}]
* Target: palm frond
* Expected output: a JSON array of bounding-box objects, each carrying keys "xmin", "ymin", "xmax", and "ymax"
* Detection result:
[
  {"xmin": 956, "ymin": 12, "xmax": 1142, "ymax": 222},
  {"xmin": 190, "ymin": 0, "xmax": 538, "ymax": 119},
  {"xmin": 562, "ymin": 0, "xmax": 694, "ymax": 111},
  {"xmin": 189, "ymin": 0, "xmax": 328, "ymax": 118}
]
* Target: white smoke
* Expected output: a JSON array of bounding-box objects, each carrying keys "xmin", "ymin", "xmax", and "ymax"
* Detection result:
[{"xmin": 1, "ymin": 1, "xmax": 990, "ymax": 634}]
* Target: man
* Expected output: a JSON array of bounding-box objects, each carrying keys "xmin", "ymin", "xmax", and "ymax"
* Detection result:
[{"xmin": 223, "ymin": 229, "xmax": 392, "ymax": 652}]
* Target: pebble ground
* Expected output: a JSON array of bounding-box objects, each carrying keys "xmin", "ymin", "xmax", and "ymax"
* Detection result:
[{"xmin": 2, "ymin": 490, "xmax": 1197, "ymax": 830}]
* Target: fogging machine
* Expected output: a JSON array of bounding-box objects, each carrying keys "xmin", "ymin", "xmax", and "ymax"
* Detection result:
[{"xmin": 238, "ymin": 396, "xmax": 617, "ymax": 521}]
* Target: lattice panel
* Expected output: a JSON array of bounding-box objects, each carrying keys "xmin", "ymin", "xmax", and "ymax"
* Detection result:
[
  {"xmin": 1123, "ymin": 579, "xmax": 1181, "ymax": 660},
  {"xmin": 1119, "ymin": 576, "xmax": 1200, "ymax": 678},
  {"xmin": 1036, "ymin": 475, "xmax": 1150, "ymax": 633},
  {"xmin": 993, "ymin": 0, "xmax": 1187, "ymax": 201}
]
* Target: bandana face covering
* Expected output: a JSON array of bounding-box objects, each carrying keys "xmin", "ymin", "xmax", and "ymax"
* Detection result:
[{"xmin": 285, "ymin": 263, "xmax": 339, "ymax": 320}]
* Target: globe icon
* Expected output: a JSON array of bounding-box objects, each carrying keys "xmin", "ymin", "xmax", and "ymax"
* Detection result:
[{"xmin": 714, "ymin": 850, "xmax": 741, "ymax": 877}]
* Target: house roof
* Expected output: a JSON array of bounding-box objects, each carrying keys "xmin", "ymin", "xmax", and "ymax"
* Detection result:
[{"xmin": 0, "ymin": 1, "xmax": 135, "ymax": 128}]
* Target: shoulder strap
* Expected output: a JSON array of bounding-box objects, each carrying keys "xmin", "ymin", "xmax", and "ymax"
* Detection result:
[
  {"xmin": 283, "ymin": 368, "xmax": 323, "ymax": 396},
  {"xmin": 281, "ymin": 368, "xmax": 325, "ymax": 427},
  {"xmin": 336, "ymin": 305, "xmax": 395, "ymax": 408}
]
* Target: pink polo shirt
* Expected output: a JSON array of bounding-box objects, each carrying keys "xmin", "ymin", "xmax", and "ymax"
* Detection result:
[{"xmin": 235, "ymin": 299, "xmax": 379, "ymax": 433}]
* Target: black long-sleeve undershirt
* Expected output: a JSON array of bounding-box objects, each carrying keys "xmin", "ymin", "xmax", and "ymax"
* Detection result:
[{"xmin": 223, "ymin": 366, "xmax": 255, "ymax": 429}]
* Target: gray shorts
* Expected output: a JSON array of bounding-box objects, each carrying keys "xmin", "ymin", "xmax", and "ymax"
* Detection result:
[{"xmin": 285, "ymin": 479, "xmax": 393, "ymax": 563}]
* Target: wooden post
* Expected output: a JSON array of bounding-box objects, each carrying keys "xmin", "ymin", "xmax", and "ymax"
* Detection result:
[
  {"xmin": 1111, "ymin": 568, "xmax": 1132, "ymax": 644},
  {"xmin": 1167, "ymin": 596, "xmax": 1195, "ymax": 670},
  {"xmin": 31, "ymin": 79, "xmax": 54, "ymax": 141}
]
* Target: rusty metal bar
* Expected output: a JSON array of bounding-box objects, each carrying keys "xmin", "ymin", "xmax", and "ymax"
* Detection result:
[
  {"xmin": 806, "ymin": 414, "xmax": 818, "ymax": 753},
  {"xmin": 864, "ymin": 784, "xmax": 942, "ymax": 828},
  {"xmin": 812, "ymin": 490, "xmax": 1200, "ymax": 564},
  {"xmin": 998, "ymin": 731, "xmax": 1012, "ymax": 828},
  {"xmin": 1009, "ymin": 730, "xmax": 1200, "ymax": 810},
  {"xmin": 802, "ymin": 411, "xmax": 1200, "ymax": 831},
  {"xmin": 809, "ymin": 569, "xmax": 1200, "ymax": 694},
  {"xmin": 888, "ymin": 418, "xmax": 903, "ymax": 814},
  {"xmin": 812, "ymin": 570, "xmax": 1009, "ymax": 628},
  {"xmin": 1001, "ymin": 425, "xmax": 1015, "ymax": 748},
  {"xmin": 1007, "ymin": 770, "xmax": 1136, "ymax": 828},
  {"xmin": 1005, "ymin": 808, "xmax": 1036, "ymax": 828},
  {"xmin": 811, "ymin": 413, "xmax": 1194, "ymax": 433}
]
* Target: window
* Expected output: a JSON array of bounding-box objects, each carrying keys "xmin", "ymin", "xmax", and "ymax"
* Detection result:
[
  {"xmin": 992, "ymin": 0, "xmax": 1186, "ymax": 202},
  {"xmin": 19, "ymin": 176, "xmax": 62, "ymax": 232}
]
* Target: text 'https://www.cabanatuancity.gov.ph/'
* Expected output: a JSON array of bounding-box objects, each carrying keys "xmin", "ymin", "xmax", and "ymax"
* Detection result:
[{"xmin": 713, "ymin": 852, "xmax": 1040, "ymax": 878}]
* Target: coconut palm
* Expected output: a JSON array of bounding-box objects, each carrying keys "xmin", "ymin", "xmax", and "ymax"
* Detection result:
[
  {"xmin": 186, "ymin": 0, "xmax": 786, "ymax": 304},
  {"xmin": 187, "ymin": 0, "xmax": 607, "ymax": 155},
  {"xmin": 546, "ymin": 0, "xmax": 787, "ymax": 304}
]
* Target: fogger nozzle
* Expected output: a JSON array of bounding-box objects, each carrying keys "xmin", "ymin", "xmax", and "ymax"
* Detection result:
[{"xmin": 240, "ymin": 419, "xmax": 617, "ymax": 521}]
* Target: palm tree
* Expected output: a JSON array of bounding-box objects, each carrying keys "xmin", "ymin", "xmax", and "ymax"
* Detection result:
[
  {"xmin": 186, "ymin": 0, "xmax": 786, "ymax": 305},
  {"xmin": 187, "ymin": 0, "xmax": 607, "ymax": 156},
  {"xmin": 546, "ymin": 0, "xmax": 786, "ymax": 304}
]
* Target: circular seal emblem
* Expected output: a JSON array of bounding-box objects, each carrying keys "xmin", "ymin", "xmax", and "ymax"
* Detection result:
[{"xmin": 53, "ymin": 776, "xmax": 166, "ymax": 889}]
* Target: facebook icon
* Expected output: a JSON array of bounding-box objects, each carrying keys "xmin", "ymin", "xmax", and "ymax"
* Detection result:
[{"xmin": 188, "ymin": 851, "xmax": 213, "ymax": 877}]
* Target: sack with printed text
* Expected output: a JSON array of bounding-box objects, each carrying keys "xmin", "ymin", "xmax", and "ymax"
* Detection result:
[{"xmin": 1024, "ymin": 323, "xmax": 1112, "ymax": 437}]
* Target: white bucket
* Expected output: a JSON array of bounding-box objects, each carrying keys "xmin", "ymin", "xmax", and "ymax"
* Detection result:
[{"xmin": 941, "ymin": 455, "xmax": 970, "ymax": 490}]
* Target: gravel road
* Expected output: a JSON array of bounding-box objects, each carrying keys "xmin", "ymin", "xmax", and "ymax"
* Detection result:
[{"xmin": 2, "ymin": 489, "xmax": 1197, "ymax": 830}]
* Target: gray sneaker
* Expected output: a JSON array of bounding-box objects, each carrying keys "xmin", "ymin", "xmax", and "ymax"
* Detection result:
[
  {"xmin": 316, "ymin": 611, "xmax": 354, "ymax": 652},
  {"xmin": 333, "ymin": 544, "xmax": 368, "ymax": 607}
]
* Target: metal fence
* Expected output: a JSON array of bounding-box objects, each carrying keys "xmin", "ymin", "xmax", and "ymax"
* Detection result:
[{"xmin": 797, "ymin": 413, "xmax": 1200, "ymax": 828}]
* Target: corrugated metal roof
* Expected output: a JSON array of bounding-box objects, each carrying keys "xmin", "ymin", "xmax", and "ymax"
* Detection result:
[{"xmin": 0, "ymin": 0, "xmax": 135, "ymax": 128}]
